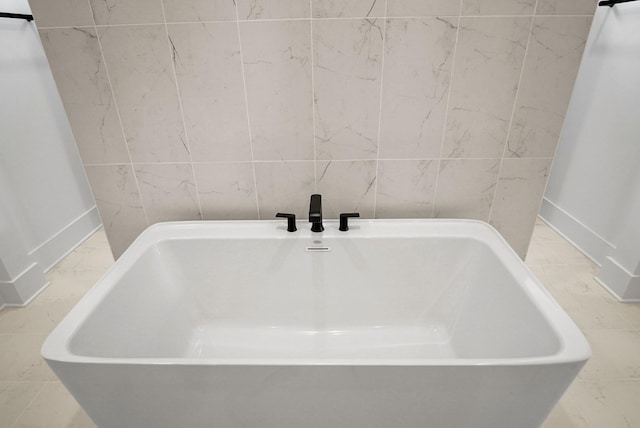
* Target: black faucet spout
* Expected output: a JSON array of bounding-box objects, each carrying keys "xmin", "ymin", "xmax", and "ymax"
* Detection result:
[{"xmin": 309, "ymin": 194, "xmax": 324, "ymax": 232}]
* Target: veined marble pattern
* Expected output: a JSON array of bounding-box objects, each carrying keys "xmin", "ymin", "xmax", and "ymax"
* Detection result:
[
  {"xmin": 0, "ymin": 335, "xmax": 53, "ymax": 381},
  {"xmin": 167, "ymin": 23, "xmax": 252, "ymax": 162},
  {"xmin": 379, "ymin": 17, "xmax": 457, "ymax": 159},
  {"xmin": 537, "ymin": 0, "xmax": 598, "ymax": 15},
  {"xmin": 134, "ymin": 163, "xmax": 202, "ymax": 224},
  {"xmin": 240, "ymin": 20, "xmax": 314, "ymax": 161},
  {"xmin": 98, "ymin": 25, "xmax": 190, "ymax": 163},
  {"xmin": 39, "ymin": 27, "xmax": 128, "ymax": 165},
  {"xmin": 316, "ymin": 160, "xmax": 377, "ymax": 218},
  {"xmin": 162, "ymin": 0, "xmax": 238, "ymax": 22},
  {"xmin": 462, "ymin": 0, "xmax": 536, "ymax": 16},
  {"xmin": 89, "ymin": 0, "xmax": 164, "ymax": 25},
  {"xmin": 238, "ymin": 0, "xmax": 310, "ymax": 20},
  {"xmin": 442, "ymin": 17, "xmax": 531, "ymax": 159},
  {"xmin": 489, "ymin": 158, "xmax": 551, "ymax": 258},
  {"xmin": 193, "ymin": 163, "xmax": 258, "ymax": 220},
  {"xmin": 30, "ymin": 0, "xmax": 597, "ymax": 262},
  {"xmin": 312, "ymin": 0, "xmax": 385, "ymax": 18},
  {"xmin": 0, "ymin": 381, "xmax": 43, "ymax": 423},
  {"xmin": 434, "ymin": 158, "xmax": 500, "ymax": 220},
  {"xmin": 375, "ymin": 160, "xmax": 438, "ymax": 218},
  {"xmin": 254, "ymin": 162, "xmax": 315, "ymax": 219},
  {"xmin": 83, "ymin": 165, "xmax": 148, "ymax": 258},
  {"xmin": 314, "ymin": 19, "xmax": 384, "ymax": 160},
  {"xmin": 506, "ymin": 17, "xmax": 591, "ymax": 159},
  {"xmin": 28, "ymin": 0, "xmax": 94, "ymax": 27},
  {"xmin": 386, "ymin": 0, "xmax": 462, "ymax": 16}
]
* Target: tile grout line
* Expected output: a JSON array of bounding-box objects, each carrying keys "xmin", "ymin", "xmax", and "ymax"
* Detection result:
[
  {"xmin": 371, "ymin": 0, "xmax": 389, "ymax": 219},
  {"xmin": 79, "ymin": 156, "xmax": 555, "ymax": 167},
  {"xmin": 310, "ymin": 0, "xmax": 317, "ymax": 193},
  {"xmin": 431, "ymin": 0, "xmax": 464, "ymax": 218},
  {"xmin": 159, "ymin": 1, "xmax": 204, "ymax": 221},
  {"xmin": 487, "ymin": 1, "xmax": 539, "ymax": 224},
  {"xmin": 8, "ymin": 381, "xmax": 49, "ymax": 428},
  {"xmin": 85, "ymin": 0, "xmax": 150, "ymax": 227},
  {"xmin": 234, "ymin": 4, "xmax": 262, "ymax": 220},
  {"xmin": 35, "ymin": 15, "xmax": 595, "ymax": 30}
]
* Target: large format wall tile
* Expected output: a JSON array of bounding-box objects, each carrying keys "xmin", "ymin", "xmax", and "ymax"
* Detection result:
[
  {"xmin": 167, "ymin": 23, "xmax": 251, "ymax": 162},
  {"xmin": 506, "ymin": 17, "xmax": 591, "ymax": 158},
  {"xmin": 387, "ymin": 0, "xmax": 461, "ymax": 16},
  {"xmin": 163, "ymin": 0, "xmax": 238, "ymax": 22},
  {"xmin": 39, "ymin": 28, "xmax": 128, "ymax": 165},
  {"xmin": 98, "ymin": 25, "xmax": 190, "ymax": 163},
  {"xmin": 490, "ymin": 158, "xmax": 551, "ymax": 258},
  {"xmin": 376, "ymin": 160, "xmax": 437, "ymax": 218},
  {"xmin": 238, "ymin": 0, "xmax": 310, "ymax": 20},
  {"xmin": 254, "ymin": 162, "xmax": 315, "ymax": 219},
  {"xmin": 442, "ymin": 17, "xmax": 530, "ymax": 159},
  {"xmin": 537, "ymin": 0, "xmax": 597, "ymax": 15},
  {"xmin": 313, "ymin": 0, "xmax": 385, "ymax": 18},
  {"xmin": 84, "ymin": 165, "xmax": 148, "ymax": 258},
  {"xmin": 134, "ymin": 163, "xmax": 201, "ymax": 223},
  {"xmin": 194, "ymin": 163, "xmax": 258, "ymax": 220},
  {"xmin": 379, "ymin": 17, "xmax": 457, "ymax": 159},
  {"xmin": 240, "ymin": 21, "xmax": 314, "ymax": 161},
  {"xmin": 316, "ymin": 160, "xmax": 377, "ymax": 218},
  {"xmin": 462, "ymin": 0, "xmax": 536, "ymax": 15},
  {"xmin": 89, "ymin": 0, "xmax": 164, "ymax": 25},
  {"xmin": 31, "ymin": 0, "xmax": 596, "ymax": 260},
  {"xmin": 29, "ymin": 0, "xmax": 94, "ymax": 27},
  {"xmin": 434, "ymin": 159, "xmax": 500, "ymax": 220},
  {"xmin": 314, "ymin": 19, "xmax": 383, "ymax": 160}
]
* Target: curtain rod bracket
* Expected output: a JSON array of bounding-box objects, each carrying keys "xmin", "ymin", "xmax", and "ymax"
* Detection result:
[{"xmin": 0, "ymin": 12, "xmax": 34, "ymax": 21}]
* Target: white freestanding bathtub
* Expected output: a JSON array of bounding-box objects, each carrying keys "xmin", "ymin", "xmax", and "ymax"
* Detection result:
[{"xmin": 42, "ymin": 219, "xmax": 590, "ymax": 428}]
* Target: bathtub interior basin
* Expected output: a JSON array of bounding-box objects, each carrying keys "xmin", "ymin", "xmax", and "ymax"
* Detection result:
[{"xmin": 42, "ymin": 219, "xmax": 590, "ymax": 428}]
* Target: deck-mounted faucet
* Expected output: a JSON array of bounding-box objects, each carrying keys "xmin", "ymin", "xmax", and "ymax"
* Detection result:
[{"xmin": 309, "ymin": 194, "xmax": 324, "ymax": 232}]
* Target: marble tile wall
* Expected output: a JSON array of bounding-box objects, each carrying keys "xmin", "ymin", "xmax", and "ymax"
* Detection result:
[{"xmin": 29, "ymin": 0, "xmax": 596, "ymax": 258}]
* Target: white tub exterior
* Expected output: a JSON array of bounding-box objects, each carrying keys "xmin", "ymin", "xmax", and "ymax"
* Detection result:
[{"xmin": 42, "ymin": 220, "xmax": 590, "ymax": 428}]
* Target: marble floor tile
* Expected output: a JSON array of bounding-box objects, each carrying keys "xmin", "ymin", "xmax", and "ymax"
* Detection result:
[
  {"xmin": 553, "ymin": 292, "xmax": 640, "ymax": 330},
  {"xmin": 541, "ymin": 380, "xmax": 590, "ymax": 428},
  {"xmin": 0, "ymin": 298, "xmax": 77, "ymax": 335},
  {"xmin": 529, "ymin": 264, "xmax": 604, "ymax": 296},
  {"xmin": 580, "ymin": 330, "xmax": 640, "ymax": 381},
  {"xmin": 526, "ymin": 236, "xmax": 595, "ymax": 266},
  {"xmin": 530, "ymin": 219, "xmax": 570, "ymax": 243},
  {"xmin": 0, "ymin": 381, "xmax": 44, "ymax": 428},
  {"xmin": 571, "ymin": 379, "xmax": 640, "ymax": 428},
  {"xmin": 0, "ymin": 335, "xmax": 53, "ymax": 382},
  {"xmin": 11, "ymin": 382, "xmax": 95, "ymax": 428}
]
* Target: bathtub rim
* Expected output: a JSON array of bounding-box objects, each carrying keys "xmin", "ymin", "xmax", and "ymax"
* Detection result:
[{"xmin": 41, "ymin": 219, "xmax": 591, "ymax": 367}]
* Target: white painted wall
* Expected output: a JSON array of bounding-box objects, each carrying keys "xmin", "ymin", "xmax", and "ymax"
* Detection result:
[
  {"xmin": 0, "ymin": 0, "xmax": 101, "ymax": 308},
  {"xmin": 541, "ymin": 2, "xmax": 640, "ymax": 301}
]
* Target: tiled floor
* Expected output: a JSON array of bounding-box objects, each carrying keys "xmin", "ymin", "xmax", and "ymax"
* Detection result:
[{"xmin": 1, "ymin": 220, "xmax": 639, "ymax": 427}]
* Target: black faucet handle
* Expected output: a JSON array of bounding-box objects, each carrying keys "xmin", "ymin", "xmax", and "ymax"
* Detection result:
[
  {"xmin": 275, "ymin": 213, "xmax": 297, "ymax": 232},
  {"xmin": 309, "ymin": 194, "xmax": 324, "ymax": 232},
  {"xmin": 339, "ymin": 212, "xmax": 360, "ymax": 231}
]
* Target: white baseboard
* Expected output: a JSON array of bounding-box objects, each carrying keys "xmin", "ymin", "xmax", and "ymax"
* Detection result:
[
  {"xmin": 596, "ymin": 256, "xmax": 640, "ymax": 302},
  {"xmin": 0, "ymin": 206, "xmax": 101, "ymax": 311},
  {"xmin": 540, "ymin": 198, "xmax": 640, "ymax": 302},
  {"xmin": 29, "ymin": 206, "xmax": 101, "ymax": 272},
  {"xmin": 538, "ymin": 198, "xmax": 614, "ymax": 266},
  {"xmin": 0, "ymin": 262, "xmax": 48, "ymax": 306}
]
